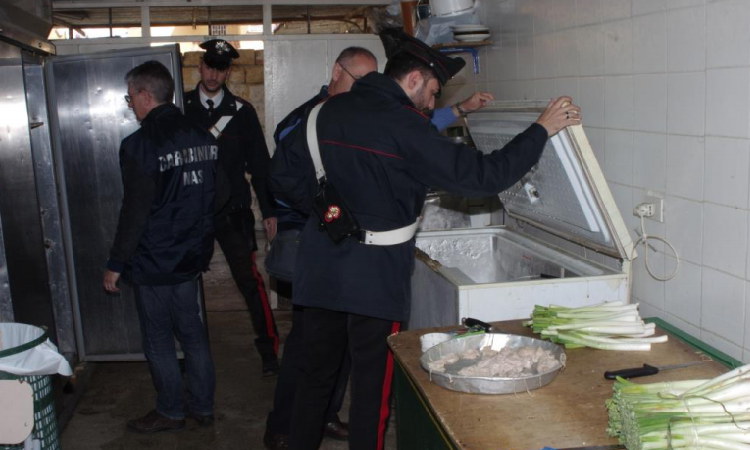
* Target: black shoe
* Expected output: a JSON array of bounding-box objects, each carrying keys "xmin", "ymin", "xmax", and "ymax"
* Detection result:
[
  {"xmin": 262, "ymin": 358, "xmax": 280, "ymax": 377},
  {"xmin": 263, "ymin": 428, "xmax": 289, "ymax": 449},
  {"xmin": 127, "ymin": 410, "xmax": 185, "ymax": 433},
  {"xmin": 324, "ymin": 417, "xmax": 349, "ymax": 441},
  {"xmin": 188, "ymin": 412, "xmax": 215, "ymax": 426}
]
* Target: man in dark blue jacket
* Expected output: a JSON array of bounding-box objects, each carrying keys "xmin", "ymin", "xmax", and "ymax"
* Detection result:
[
  {"xmin": 271, "ymin": 29, "xmax": 582, "ymax": 449},
  {"xmin": 103, "ymin": 60, "xmax": 218, "ymax": 433}
]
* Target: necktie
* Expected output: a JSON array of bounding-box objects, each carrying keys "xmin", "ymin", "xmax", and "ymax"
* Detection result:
[{"xmin": 206, "ymin": 99, "xmax": 214, "ymax": 115}]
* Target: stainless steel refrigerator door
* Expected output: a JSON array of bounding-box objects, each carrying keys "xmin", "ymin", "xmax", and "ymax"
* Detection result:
[
  {"xmin": 0, "ymin": 42, "xmax": 59, "ymax": 340},
  {"xmin": 46, "ymin": 45, "xmax": 185, "ymax": 360}
]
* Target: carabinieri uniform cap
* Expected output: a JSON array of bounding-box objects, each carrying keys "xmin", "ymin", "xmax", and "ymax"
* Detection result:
[
  {"xmin": 199, "ymin": 39, "xmax": 239, "ymax": 70},
  {"xmin": 379, "ymin": 28, "xmax": 465, "ymax": 86}
]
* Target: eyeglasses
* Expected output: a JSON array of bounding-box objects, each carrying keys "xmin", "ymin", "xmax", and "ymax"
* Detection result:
[{"xmin": 339, "ymin": 63, "xmax": 363, "ymax": 81}]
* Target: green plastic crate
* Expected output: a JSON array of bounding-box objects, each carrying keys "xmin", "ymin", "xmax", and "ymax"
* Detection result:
[{"xmin": 0, "ymin": 326, "xmax": 60, "ymax": 450}]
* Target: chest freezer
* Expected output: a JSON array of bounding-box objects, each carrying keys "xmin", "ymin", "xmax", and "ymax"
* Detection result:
[{"xmin": 408, "ymin": 103, "xmax": 635, "ymax": 329}]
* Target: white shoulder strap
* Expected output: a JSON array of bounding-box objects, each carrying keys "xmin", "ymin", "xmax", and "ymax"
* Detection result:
[
  {"xmin": 209, "ymin": 101, "xmax": 243, "ymax": 139},
  {"xmin": 306, "ymin": 102, "xmax": 326, "ymax": 182}
]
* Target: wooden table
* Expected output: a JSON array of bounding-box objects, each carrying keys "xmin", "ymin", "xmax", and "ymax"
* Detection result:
[{"xmin": 387, "ymin": 319, "xmax": 732, "ymax": 449}]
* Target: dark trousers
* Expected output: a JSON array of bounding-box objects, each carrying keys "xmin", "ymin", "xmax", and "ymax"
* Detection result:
[
  {"xmin": 133, "ymin": 279, "xmax": 215, "ymax": 419},
  {"xmin": 266, "ymin": 305, "xmax": 350, "ymax": 435},
  {"xmin": 215, "ymin": 209, "xmax": 279, "ymax": 361},
  {"xmin": 289, "ymin": 307, "xmax": 400, "ymax": 450}
]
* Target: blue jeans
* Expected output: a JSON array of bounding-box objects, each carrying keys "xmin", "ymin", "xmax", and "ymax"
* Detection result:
[{"xmin": 134, "ymin": 278, "xmax": 215, "ymax": 419}]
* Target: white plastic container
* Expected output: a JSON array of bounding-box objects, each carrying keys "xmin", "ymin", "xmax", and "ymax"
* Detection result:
[{"xmin": 430, "ymin": 0, "xmax": 476, "ymax": 17}]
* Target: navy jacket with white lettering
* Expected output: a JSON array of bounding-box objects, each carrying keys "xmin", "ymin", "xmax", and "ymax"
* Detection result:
[
  {"xmin": 271, "ymin": 73, "xmax": 548, "ymax": 321},
  {"xmin": 107, "ymin": 103, "xmax": 218, "ymax": 285}
]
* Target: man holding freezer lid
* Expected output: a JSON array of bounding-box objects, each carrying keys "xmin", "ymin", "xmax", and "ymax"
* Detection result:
[{"xmin": 271, "ymin": 28, "xmax": 581, "ymax": 449}]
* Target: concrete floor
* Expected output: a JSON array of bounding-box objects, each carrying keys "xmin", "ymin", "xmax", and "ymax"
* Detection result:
[{"xmin": 59, "ymin": 244, "xmax": 397, "ymax": 449}]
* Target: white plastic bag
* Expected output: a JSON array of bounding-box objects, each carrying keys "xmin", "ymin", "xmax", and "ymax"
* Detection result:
[{"xmin": 0, "ymin": 323, "xmax": 72, "ymax": 376}]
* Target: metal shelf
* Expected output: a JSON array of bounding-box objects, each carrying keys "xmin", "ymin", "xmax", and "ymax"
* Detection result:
[{"xmin": 435, "ymin": 41, "xmax": 491, "ymax": 74}]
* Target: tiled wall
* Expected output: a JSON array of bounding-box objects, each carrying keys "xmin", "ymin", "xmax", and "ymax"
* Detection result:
[{"xmin": 460, "ymin": 0, "xmax": 750, "ymax": 360}]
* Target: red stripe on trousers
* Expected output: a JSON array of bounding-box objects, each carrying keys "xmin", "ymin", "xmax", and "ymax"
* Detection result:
[
  {"xmin": 250, "ymin": 253, "xmax": 279, "ymax": 353},
  {"xmin": 376, "ymin": 321, "xmax": 402, "ymax": 450}
]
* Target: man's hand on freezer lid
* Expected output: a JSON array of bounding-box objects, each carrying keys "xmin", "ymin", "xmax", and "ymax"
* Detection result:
[{"xmin": 535, "ymin": 96, "xmax": 582, "ymax": 137}]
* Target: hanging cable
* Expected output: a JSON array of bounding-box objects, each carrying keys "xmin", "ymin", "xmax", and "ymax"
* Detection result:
[{"xmin": 630, "ymin": 211, "xmax": 680, "ymax": 281}]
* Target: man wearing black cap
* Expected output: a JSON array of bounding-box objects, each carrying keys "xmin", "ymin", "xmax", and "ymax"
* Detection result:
[
  {"xmin": 184, "ymin": 39, "xmax": 280, "ymax": 376},
  {"xmin": 271, "ymin": 29, "xmax": 581, "ymax": 450}
]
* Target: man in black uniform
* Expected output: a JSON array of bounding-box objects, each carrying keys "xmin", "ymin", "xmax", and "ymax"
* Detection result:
[
  {"xmin": 103, "ymin": 60, "xmax": 218, "ymax": 432},
  {"xmin": 271, "ymin": 29, "xmax": 582, "ymax": 450},
  {"xmin": 264, "ymin": 45, "xmax": 495, "ymax": 449},
  {"xmin": 184, "ymin": 39, "xmax": 280, "ymax": 376}
]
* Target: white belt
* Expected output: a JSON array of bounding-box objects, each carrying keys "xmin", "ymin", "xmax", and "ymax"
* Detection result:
[{"xmin": 361, "ymin": 221, "xmax": 419, "ymax": 246}]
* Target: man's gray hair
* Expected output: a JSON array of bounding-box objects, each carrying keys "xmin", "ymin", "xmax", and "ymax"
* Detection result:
[{"xmin": 125, "ymin": 60, "xmax": 175, "ymax": 104}]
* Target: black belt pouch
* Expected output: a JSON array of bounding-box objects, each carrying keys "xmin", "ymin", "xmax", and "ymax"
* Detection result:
[{"xmin": 312, "ymin": 181, "xmax": 360, "ymax": 244}]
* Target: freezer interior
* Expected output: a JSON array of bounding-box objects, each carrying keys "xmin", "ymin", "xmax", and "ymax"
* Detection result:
[{"xmin": 415, "ymin": 227, "xmax": 616, "ymax": 286}]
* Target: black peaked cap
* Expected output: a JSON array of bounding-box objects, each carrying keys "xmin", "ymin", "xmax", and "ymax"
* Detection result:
[
  {"xmin": 378, "ymin": 28, "xmax": 465, "ymax": 85},
  {"xmin": 199, "ymin": 39, "xmax": 239, "ymax": 70}
]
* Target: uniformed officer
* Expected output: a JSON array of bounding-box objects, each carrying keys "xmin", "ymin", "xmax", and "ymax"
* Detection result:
[
  {"xmin": 271, "ymin": 28, "xmax": 582, "ymax": 449},
  {"xmin": 184, "ymin": 39, "xmax": 280, "ymax": 376}
]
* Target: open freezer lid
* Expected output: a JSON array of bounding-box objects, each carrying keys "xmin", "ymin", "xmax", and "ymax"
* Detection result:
[{"xmin": 466, "ymin": 102, "xmax": 634, "ymax": 261}]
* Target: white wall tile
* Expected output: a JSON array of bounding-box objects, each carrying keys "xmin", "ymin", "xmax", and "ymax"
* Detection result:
[
  {"xmin": 604, "ymin": 129, "xmax": 634, "ymax": 184},
  {"xmin": 701, "ymin": 331, "xmax": 743, "ymax": 361},
  {"xmin": 633, "ymin": 0, "xmax": 667, "ymax": 16},
  {"xmin": 634, "ymin": 74, "xmax": 667, "ymax": 133},
  {"xmin": 633, "ymin": 12, "xmax": 667, "ymax": 73},
  {"xmin": 491, "ymin": 36, "xmax": 517, "ymax": 81},
  {"xmin": 667, "ymin": 5, "xmax": 706, "ymax": 72},
  {"xmin": 556, "ymin": 29, "xmax": 580, "ymax": 77},
  {"xmin": 701, "ymin": 267, "xmax": 744, "ymax": 346},
  {"xmin": 493, "ymin": 80, "xmax": 535, "ymax": 101},
  {"xmin": 706, "ymin": 68, "xmax": 750, "ymax": 139},
  {"xmin": 668, "ymin": 0, "xmax": 706, "ymax": 9},
  {"xmin": 554, "ymin": 77, "xmax": 580, "ymax": 101},
  {"xmin": 666, "ymin": 135, "xmax": 704, "ymax": 201},
  {"xmin": 663, "ymin": 313, "xmax": 701, "ymax": 338},
  {"xmin": 577, "ymin": 25, "xmax": 605, "ymax": 76},
  {"xmin": 666, "ymin": 72, "xmax": 705, "ymax": 136},
  {"xmin": 633, "ymin": 250, "xmax": 666, "ymax": 310},
  {"xmin": 664, "ymin": 196, "xmax": 703, "ymax": 263},
  {"xmin": 533, "ymin": 32, "xmax": 557, "ymax": 78},
  {"xmin": 575, "ymin": 0, "xmax": 600, "ymax": 26},
  {"xmin": 584, "ymin": 126, "xmax": 606, "ymax": 163},
  {"xmin": 605, "ymin": 75, "xmax": 634, "ymax": 129},
  {"xmin": 665, "ymin": 260, "xmax": 702, "ymax": 325},
  {"xmin": 633, "ymin": 132, "xmax": 667, "ymax": 191},
  {"xmin": 579, "ymin": 76, "xmax": 606, "ymax": 128},
  {"xmin": 517, "ymin": 34, "xmax": 535, "ymax": 80},
  {"xmin": 599, "ymin": 0, "xmax": 633, "ymax": 21},
  {"xmin": 534, "ymin": 78, "xmax": 556, "ymax": 99},
  {"xmin": 638, "ymin": 299, "xmax": 663, "ymax": 319},
  {"xmin": 604, "ymin": 20, "xmax": 633, "ymax": 75},
  {"xmin": 704, "ymin": 136, "xmax": 750, "ymax": 208},
  {"xmin": 702, "ymin": 203, "xmax": 748, "ymax": 277},
  {"xmin": 609, "ymin": 183, "xmax": 634, "ymax": 223},
  {"xmin": 707, "ymin": 0, "xmax": 750, "ymax": 68}
]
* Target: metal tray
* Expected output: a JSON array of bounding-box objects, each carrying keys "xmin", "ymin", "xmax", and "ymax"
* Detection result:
[{"xmin": 420, "ymin": 333, "xmax": 566, "ymax": 394}]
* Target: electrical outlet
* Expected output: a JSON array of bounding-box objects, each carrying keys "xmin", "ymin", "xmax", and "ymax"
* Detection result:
[{"xmin": 635, "ymin": 195, "xmax": 664, "ymax": 223}]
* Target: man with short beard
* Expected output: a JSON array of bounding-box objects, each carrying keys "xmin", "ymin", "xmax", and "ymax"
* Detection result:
[{"xmin": 184, "ymin": 39, "xmax": 280, "ymax": 377}]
